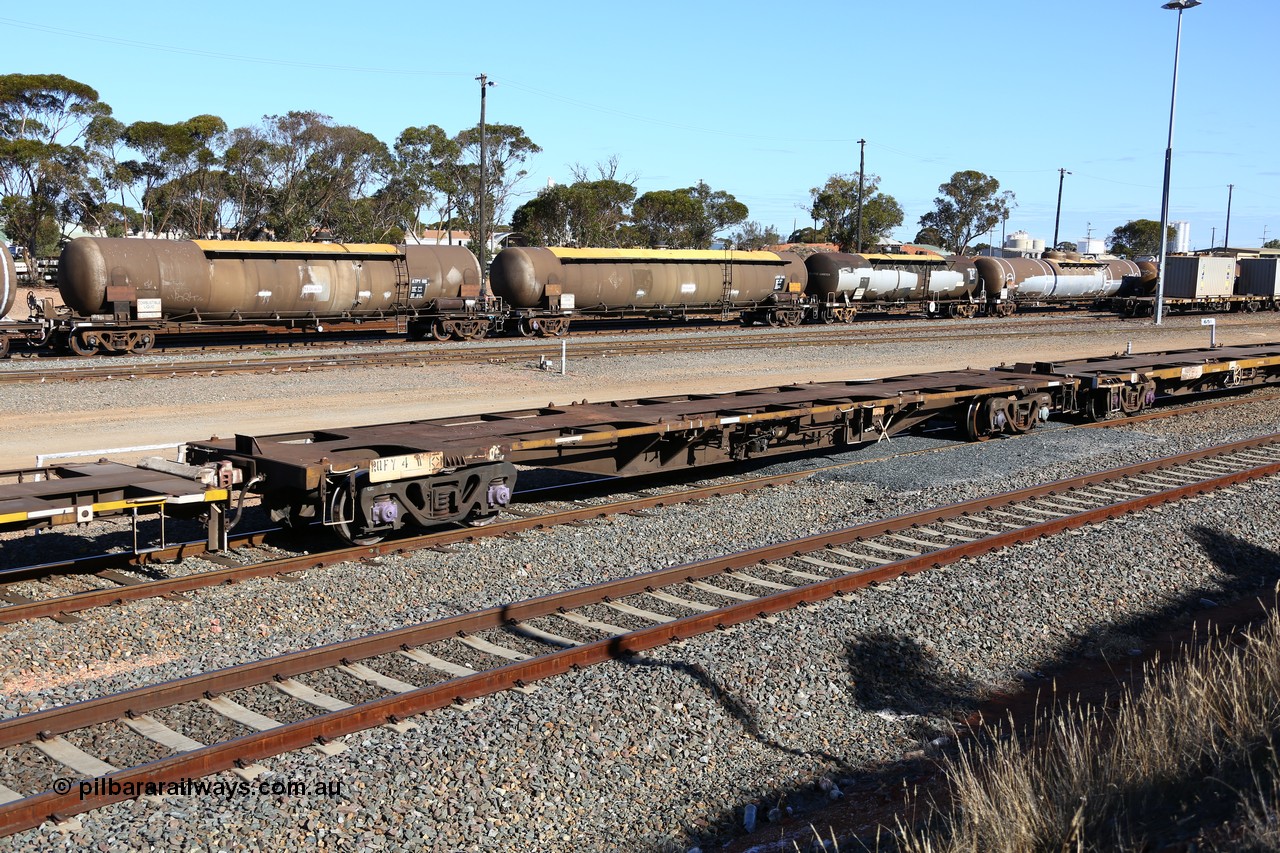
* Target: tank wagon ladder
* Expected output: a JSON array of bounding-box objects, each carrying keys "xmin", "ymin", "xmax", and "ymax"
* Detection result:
[
  {"xmin": 392, "ymin": 255, "xmax": 411, "ymax": 334},
  {"xmin": 719, "ymin": 254, "xmax": 734, "ymax": 319}
]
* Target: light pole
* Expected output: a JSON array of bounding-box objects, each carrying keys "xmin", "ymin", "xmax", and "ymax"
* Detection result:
[
  {"xmin": 475, "ymin": 73, "xmax": 495, "ymax": 296},
  {"xmin": 1154, "ymin": 0, "xmax": 1201, "ymax": 326},
  {"xmin": 855, "ymin": 139, "xmax": 866, "ymax": 253},
  {"xmin": 1053, "ymin": 168, "xmax": 1071, "ymax": 250}
]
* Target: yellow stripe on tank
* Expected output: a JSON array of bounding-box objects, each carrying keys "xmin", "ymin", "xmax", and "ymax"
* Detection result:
[
  {"xmin": 193, "ymin": 240, "xmax": 402, "ymax": 255},
  {"xmin": 547, "ymin": 248, "xmax": 785, "ymax": 263}
]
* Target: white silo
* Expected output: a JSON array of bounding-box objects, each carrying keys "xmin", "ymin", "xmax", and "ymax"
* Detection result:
[{"xmin": 1170, "ymin": 221, "xmax": 1191, "ymax": 253}]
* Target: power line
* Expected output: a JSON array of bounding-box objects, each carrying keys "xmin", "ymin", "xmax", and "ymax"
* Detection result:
[{"xmin": 0, "ymin": 16, "xmax": 470, "ymax": 76}]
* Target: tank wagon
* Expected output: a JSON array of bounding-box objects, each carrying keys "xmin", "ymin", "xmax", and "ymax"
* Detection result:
[
  {"xmin": 973, "ymin": 253, "xmax": 1141, "ymax": 316},
  {"xmin": 0, "ymin": 246, "xmax": 16, "ymax": 325},
  {"xmin": 803, "ymin": 252, "xmax": 981, "ymax": 320},
  {"xmin": 48, "ymin": 237, "xmax": 491, "ymax": 354},
  {"xmin": 488, "ymin": 247, "xmax": 809, "ymax": 333}
]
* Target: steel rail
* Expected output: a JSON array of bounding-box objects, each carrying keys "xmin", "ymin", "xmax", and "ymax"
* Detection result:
[
  {"xmin": 0, "ymin": 316, "xmax": 1135, "ymax": 384},
  {"xmin": 0, "ymin": 470, "xmax": 810, "ymax": 624},
  {"xmin": 5, "ymin": 313, "xmax": 1112, "ymax": 367},
  {"xmin": 1, "ymin": 433, "xmax": 1278, "ymax": 834}
]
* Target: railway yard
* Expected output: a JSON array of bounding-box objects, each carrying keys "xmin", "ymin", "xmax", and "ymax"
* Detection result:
[{"xmin": 2, "ymin": 311, "xmax": 1280, "ymax": 850}]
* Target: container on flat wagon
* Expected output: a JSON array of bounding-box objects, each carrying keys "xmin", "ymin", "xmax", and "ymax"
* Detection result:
[
  {"xmin": 1162, "ymin": 256, "xmax": 1236, "ymax": 299},
  {"xmin": 1236, "ymin": 258, "xmax": 1280, "ymax": 297}
]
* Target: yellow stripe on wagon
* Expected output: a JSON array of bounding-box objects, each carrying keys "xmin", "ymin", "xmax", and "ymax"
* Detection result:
[{"xmin": 0, "ymin": 489, "xmax": 229, "ymax": 527}]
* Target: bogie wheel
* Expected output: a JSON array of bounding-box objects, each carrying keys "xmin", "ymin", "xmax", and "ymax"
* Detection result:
[
  {"xmin": 131, "ymin": 333, "xmax": 155, "ymax": 354},
  {"xmin": 821, "ymin": 310, "xmax": 837, "ymax": 325},
  {"xmin": 553, "ymin": 319, "xmax": 570, "ymax": 337},
  {"xmin": 517, "ymin": 318, "xmax": 538, "ymax": 337},
  {"xmin": 330, "ymin": 479, "xmax": 385, "ymax": 546},
  {"xmin": 0, "ymin": 336, "xmax": 9, "ymax": 359},
  {"xmin": 471, "ymin": 323, "xmax": 488, "ymax": 340},
  {"xmin": 1245, "ymin": 301, "xmax": 1260, "ymax": 314},
  {"xmin": 765, "ymin": 312, "xmax": 781, "ymax": 327},
  {"xmin": 430, "ymin": 320, "xmax": 451, "ymax": 342},
  {"xmin": 67, "ymin": 332, "xmax": 100, "ymax": 357}
]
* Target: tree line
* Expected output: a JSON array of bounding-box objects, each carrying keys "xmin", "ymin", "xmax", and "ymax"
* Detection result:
[{"xmin": 2, "ymin": 72, "xmax": 1182, "ymax": 262}]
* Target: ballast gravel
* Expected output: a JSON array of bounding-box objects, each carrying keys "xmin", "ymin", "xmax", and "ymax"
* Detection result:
[{"xmin": 3, "ymin": 361, "xmax": 1280, "ymax": 849}]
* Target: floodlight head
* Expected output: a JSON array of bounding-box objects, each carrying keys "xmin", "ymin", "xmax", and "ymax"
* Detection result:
[{"xmin": 1162, "ymin": 0, "xmax": 1202, "ymax": 9}]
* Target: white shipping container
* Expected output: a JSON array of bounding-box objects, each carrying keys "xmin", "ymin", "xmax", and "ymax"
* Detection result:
[{"xmin": 1163, "ymin": 256, "xmax": 1235, "ymax": 299}]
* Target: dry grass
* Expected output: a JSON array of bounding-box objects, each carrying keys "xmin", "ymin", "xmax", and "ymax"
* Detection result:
[{"xmin": 891, "ymin": 592, "xmax": 1280, "ymax": 852}]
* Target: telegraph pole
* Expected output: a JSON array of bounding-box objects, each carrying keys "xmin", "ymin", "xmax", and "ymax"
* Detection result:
[
  {"xmin": 1223, "ymin": 183, "xmax": 1234, "ymax": 253},
  {"xmin": 855, "ymin": 139, "xmax": 866, "ymax": 253},
  {"xmin": 476, "ymin": 73, "xmax": 495, "ymax": 296},
  {"xmin": 1053, "ymin": 168, "xmax": 1071, "ymax": 249}
]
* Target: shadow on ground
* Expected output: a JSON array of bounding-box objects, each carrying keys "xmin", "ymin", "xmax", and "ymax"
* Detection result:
[{"xmin": 627, "ymin": 524, "xmax": 1280, "ymax": 852}]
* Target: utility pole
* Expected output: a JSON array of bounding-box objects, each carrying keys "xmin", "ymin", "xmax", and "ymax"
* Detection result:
[
  {"xmin": 1053, "ymin": 168, "xmax": 1071, "ymax": 249},
  {"xmin": 475, "ymin": 73, "xmax": 495, "ymax": 296},
  {"xmin": 855, "ymin": 139, "xmax": 866, "ymax": 253},
  {"xmin": 1223, "ymin": 183, "xmax": 1234, "ymax": 253}
]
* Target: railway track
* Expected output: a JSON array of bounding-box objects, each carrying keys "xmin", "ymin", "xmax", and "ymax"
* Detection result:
[
  {"xmin": 3, "ymin": 311, "xmax": 1112, "ymax": 364},
  {"xmin": 2, "ymin": 432, "xmax": 1278, "ymax": 836},
  {"xmin": 0, "ymin": 315, "xmax": 1134, "ymax": 384},
  {"xmin": 4, "ymin": 388, "xmax": 1277, "ymax": 624}
]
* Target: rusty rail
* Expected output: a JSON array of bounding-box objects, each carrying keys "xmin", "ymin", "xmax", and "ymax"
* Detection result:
[
  {"xmin": 0, "ymin": 316, "xmax": 1117, "ymax": 384},
  {"xmin": 2, "ymin": 433, "xmax": 1278, "ymax": 835}
]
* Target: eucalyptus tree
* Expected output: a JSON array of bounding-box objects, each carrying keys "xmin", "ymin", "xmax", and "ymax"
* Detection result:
[
  {"xmin": 451, "ymin": 122, "xmax": 541, "ymax": 263},
  {"xmin": 728, "ymin": 221, "xmax": 782, "ymax": 250},
  {"xmin": 219, "ymin": 111, "xmax": 391, "ymax": 242},
  {"xmin": 0, "ymin": 73, "xmax": 114, "ymax": 254},
  {"xmin": 808, "ymin": 173, "xmax": 903, "ymax": 252},
  {"xmin": 626, "ymin": 181, "xmax": 747, "ymax": 249},
  {"xmin": 917, "ymin": 170, "xmax": 1015, "ymax": 255},
  {"xmin": 1106, "ymin": 219, "xmax": 1173, "ymax": 258},
  {"xmin": 124, "ymin": 114, "xmax": 228, "ymax": 237}
]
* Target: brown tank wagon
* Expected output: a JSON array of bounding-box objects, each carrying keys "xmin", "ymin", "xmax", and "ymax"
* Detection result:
[
  {"xmin": 51, "ymin": 238, "xmax": 491, "ymax": 353},
  {"xmin": 488, "ymin": 247, "xmax": 809, "ymax": 333}
]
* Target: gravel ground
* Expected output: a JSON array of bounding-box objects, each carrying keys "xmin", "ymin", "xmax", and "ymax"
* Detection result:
[{"xmin": 2, "ymin": 384, "xmax": 1280, "ymax": 851}]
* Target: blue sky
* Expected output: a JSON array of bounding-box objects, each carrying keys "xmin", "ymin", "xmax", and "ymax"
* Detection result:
[{"xmin": 4, "ymin": 0, "xmax": 1276, "ymax": 249}]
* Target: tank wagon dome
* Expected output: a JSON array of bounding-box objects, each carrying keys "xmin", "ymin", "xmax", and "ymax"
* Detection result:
[
  {"xmin": 0, "ymin": 244, "xmax": 16, "ymax": 319},
  {"xmin": 489, "ymin": 246, "xmax": 804, "ymax": 310}
]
